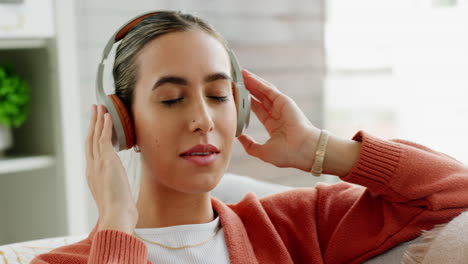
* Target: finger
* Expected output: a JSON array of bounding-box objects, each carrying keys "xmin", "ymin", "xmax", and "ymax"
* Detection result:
[
  {"xmin": 93, "ymin": 105, "xmax": 105, "ymax": 157},
  {"xmin": 251, "ymin": 96, "xmax": 274, "ymax": 124},
  {"xmin": 243, "ymin": 69, "xmax": 279, "ymax": 91},
  {"xmin": 242, "ymin": 70, "xmax": 274, "ymax": 108},
  {"xmin": 248, "ymin": 87, "xmax": 273, "ymax": 110},
  {"xmin": 243, "ymin": 69, "xmax": 280, "ymax": 91},
  {"xmin": 100, "ymin": 113, "xmax": 115, "ymax": 154},
  {"xmin": 86, "ymin": 104, "xmax": 97, "ymax": 161},
  {"xmin": 237, "ymin": 133, "xmax": 264, "ymax": 158},
  {"xmin": 242, "ymin": 69, "xmax": 281, "ymax": 109}
]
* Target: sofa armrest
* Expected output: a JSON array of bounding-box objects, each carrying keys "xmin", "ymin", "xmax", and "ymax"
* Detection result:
[
  {"xmin": 211, "ymin": 173, "xmax": 294, "ymax": 204},
  {"xmin": 0, "ymin": 235, "xmax": 87, "ymax": 264}
]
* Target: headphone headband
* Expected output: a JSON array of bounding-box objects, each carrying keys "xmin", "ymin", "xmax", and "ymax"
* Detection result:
[
  {"xmin": 115, "ymin": 12, "xmax": 161, "ymax": 41},
  {"xmin": 96, "ymin": 11, "xmax": 250, "ymax": 151}
]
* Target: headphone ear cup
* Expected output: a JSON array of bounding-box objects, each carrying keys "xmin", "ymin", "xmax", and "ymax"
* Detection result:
[
  {"xmin": 232, "ymin": 81, "xmax": 244, "ymax": 138},
  {"xmin": 108, "ymin": 94, "xmax": 135, "ymax": 149},
  {"xmin": 232, "ymin": 82, "xmax": 239, "ymax": 115},
  {"xmin": 233, "ymin": 80, "xmax": 251, "ymax": 137},
  {"xmin": 227, "ymin": 49, "xmax": 250, "ymax": 137}
]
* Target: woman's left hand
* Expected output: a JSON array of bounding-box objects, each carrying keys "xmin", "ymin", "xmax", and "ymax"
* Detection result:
[{"xmin": 237, "ymin": 69, "xmax": 321, "ymax": 172}]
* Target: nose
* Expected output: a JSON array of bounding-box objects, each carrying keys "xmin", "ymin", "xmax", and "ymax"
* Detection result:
[{"xmin": 189, "ymin": 95, "xmax": 215, "ymax": 134}]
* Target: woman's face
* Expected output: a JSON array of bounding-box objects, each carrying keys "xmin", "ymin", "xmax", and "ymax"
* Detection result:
[{"xmin": 132, "ymin": 29, "xmax": 237, "ymax": 194}]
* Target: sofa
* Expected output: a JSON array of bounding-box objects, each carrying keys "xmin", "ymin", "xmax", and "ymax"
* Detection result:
[{"xmin": 0, "ymin": 173, "xmax": 420, "ymax": 263}]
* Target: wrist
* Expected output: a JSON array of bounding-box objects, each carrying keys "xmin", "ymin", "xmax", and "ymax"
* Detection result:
[
  {"xmin": 322, "ymin": 134, "xmax": 361, "ymax": 177},
  {"xmin": 98, "ymin": 218, "xmax": 136, "ymax": 235},
  {"xmin": 98, "ymin": 212, "xmax": 138, "ymax": 235}
]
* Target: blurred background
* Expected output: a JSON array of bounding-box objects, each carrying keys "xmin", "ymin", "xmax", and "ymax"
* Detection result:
[{"xmin": 0, "ymin": 0, "xmax": 467, "ymax": 245}]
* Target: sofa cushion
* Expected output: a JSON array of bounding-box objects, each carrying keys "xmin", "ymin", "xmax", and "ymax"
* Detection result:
[
  {"xmin": 211, "ymin": 173, "xmax": 294, "ymax": 203},
  {"xmin": 0, "ymin": 173, "xmax": 423, "ymax": 263},
  {"xmin": 0, "ymin": 235, "xmax": 87, "ymax": 263}
]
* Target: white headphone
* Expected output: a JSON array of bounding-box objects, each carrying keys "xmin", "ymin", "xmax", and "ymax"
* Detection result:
[{"xmin": 96, "ymin": 11, "xmax": 251, "ymax": 152}]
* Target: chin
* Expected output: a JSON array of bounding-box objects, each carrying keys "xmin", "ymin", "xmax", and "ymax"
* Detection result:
[{"xmin": 177, "ymin": 171, "xmax": 223, "ymax": 194}]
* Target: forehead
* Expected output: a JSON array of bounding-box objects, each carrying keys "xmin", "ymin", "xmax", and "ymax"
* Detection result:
[{"xmin": 136, "ymin": 30, "xmax": 231, "ymax": 78}]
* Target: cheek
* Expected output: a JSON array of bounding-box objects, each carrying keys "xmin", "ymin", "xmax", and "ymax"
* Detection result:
[
  {"xmin": 136, "ymin": 115, "xmax": 180, "ymax": 170},
  {"xmin": 133, "ymin": 106, "xmax": 177, "ymax": 147},
  {"xmin": 223, "ymin": 100, "xmax": 238, "ymax": 134}
]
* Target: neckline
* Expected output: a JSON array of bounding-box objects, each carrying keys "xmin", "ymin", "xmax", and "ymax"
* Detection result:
[
  {"xmin": 87, "ymin": 195, "xmax": 259, "ymax": 264},
  {"xmin": 134, "ymin": 215, "xmax": 220, "ymax": 235}
]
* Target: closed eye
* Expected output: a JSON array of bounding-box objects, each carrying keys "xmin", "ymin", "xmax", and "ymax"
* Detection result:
[
  {"xmin": 161, "ymin": 96, "xmax": 228, "ymax": 107},
  {"xmin": 161, "ymin": 98, "xmax": 184, "ymax": 106},
  {"xmin": 209, "ymin": 96, "xmax": 228, "ymax": 102}
]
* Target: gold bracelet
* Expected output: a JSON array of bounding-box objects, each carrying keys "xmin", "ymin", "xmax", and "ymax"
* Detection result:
[{"xmin": 311, "ymin": 129, "xmax": 329, "ymax": 177}]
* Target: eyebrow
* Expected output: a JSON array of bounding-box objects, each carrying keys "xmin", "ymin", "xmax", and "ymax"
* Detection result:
[{"xmin": 152, "ymin": 72, "xmax": 232, "ymax": 91}]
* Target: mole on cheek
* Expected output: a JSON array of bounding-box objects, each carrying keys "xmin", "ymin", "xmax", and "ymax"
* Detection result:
[{"xmin": 154, "ymin": 139, "xmax": 160, "ymax": 148}]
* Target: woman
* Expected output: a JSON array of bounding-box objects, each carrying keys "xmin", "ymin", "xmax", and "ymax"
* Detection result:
[{"xmin": 32, "ymin": 11, "xmax": 468, "ymax": 264}]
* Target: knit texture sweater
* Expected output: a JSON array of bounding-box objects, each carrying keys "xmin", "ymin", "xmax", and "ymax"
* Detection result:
[{"xmin": 31, "ymin": 131, "xmax": 468, "ymax": 264}]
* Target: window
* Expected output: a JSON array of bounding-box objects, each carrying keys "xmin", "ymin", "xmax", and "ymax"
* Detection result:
[{"xmin": 325, "ymin": 0, "xmax": 468, "ymax": 164}]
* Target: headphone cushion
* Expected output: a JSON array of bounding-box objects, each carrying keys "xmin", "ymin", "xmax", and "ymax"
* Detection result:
[{"xmin": 108, "ymin": 94, "xmax": 135, "ymax": 149}]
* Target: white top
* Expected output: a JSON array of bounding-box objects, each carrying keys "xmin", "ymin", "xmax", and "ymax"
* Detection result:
[{"xmin": 134, "ymin": 216, "xmax": 230, "ymax": 264}]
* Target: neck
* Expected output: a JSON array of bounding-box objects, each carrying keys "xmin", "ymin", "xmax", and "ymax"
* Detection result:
[{"xmin": 135, "ymin": 172, "xmax": 215, "ymax": 229}]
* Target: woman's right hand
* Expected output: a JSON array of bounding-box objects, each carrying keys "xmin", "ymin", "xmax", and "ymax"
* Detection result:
[{"xmin": 86, "ymin": 104, "xmax": 138, "ymax": 235}]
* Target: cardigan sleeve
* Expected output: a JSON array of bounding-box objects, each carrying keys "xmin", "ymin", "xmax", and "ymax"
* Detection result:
[
  {"xmin": 343, "ymin": 130, "xmax": 468, "ymax": 210},
  {"xmin": 317, "ymin": 131, "xmax": 468, "ymax": 263},
  {"xmin": 258, "ymin": 130, "xmax": 468, "ymax": 264},
  {"xmin": 30, "ymin": 228, "xmax": 150, "ymax": 264}
]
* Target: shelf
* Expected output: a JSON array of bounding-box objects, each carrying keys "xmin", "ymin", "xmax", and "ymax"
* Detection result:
[
  {"xmin": 0, "ymin": 38, "xmax": 49, "ymax": 50},
  {"xmin": 0, "ymin": 155, "xmax": 55, "ymax": 174}
]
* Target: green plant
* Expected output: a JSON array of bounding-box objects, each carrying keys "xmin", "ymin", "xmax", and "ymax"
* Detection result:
[{"xmin": 0, "ymin": 66, "xmax": 30, "ymax": 128}]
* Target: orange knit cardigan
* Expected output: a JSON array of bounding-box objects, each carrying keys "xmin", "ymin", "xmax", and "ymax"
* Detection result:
[{"xmin": 31, "ymin": 131, "xmax": 468, "ymax": 264}]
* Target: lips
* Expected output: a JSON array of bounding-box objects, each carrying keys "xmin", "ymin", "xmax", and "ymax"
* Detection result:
[
  {"xmin": 180, "ymin": 144, "xmax": 220, "ymax": 156},
  {"xmin": 180, "ymin": 144, "xmax": 221, "ymax": 166}
]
